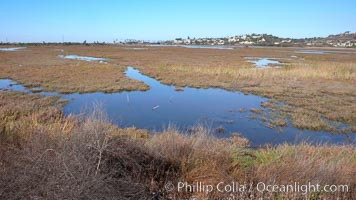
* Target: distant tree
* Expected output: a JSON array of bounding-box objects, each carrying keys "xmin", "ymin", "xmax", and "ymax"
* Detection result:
[{"xmin": 83, "ymin": 40, "xmax": 87, "ymax": 45}]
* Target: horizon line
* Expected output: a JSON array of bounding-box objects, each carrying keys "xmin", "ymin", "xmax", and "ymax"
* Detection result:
[{"xmin": 1, "ymin": 31, "xmax": 354, "ymax": 43}]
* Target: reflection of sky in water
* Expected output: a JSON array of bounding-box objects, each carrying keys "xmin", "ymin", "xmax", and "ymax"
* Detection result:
[
  {"xmin": 245, "ymin": 57, "xmax": 281, "ymax": 68},
  {"xmin": 1, "ymin": 67, "xmax": 354, "ymax": 146},
  {"xmin": 58, "ymin": 54, "xmax": 108, "ymax": 62},
  {"xmin": 0, "ymin": 47, "xmax": 27, "ymax": 51}
]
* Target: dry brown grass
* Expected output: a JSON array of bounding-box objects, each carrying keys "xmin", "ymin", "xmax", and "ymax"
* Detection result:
[
  {"xmin": 251, "ymin": 144, "xmax": 356, "ymax": 199},
  {"xmin": 0, "ymin": 92, "xmax": 160, "ymax": 199},
  {"xmin": 0, "ymin": 91, "xmax": 65, "ymax": 143},
  {"xmin": 130, "ymin": 125, "xmax": 356, "ymax": 199}
]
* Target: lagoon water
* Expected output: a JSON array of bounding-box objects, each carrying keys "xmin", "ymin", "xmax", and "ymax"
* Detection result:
[
  {"xmin": 0, "ymin": 47, "xmax": 27, "ymax": 51},
  {"xmin": 245, "ymin": 57, "xmax": 281, "ymax": 68},
  {"xmin": 58, "ymin": 55, "xmax": 108, "ymax": 62},
  {"xmin": 0, "ymin": 67, "xmax": 354, "ymax": 146}
]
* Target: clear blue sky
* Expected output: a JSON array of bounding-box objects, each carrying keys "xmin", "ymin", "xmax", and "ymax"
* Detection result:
[{"xmin": 1, "ymin": 0, "xmax": 355, "ymax": 42}]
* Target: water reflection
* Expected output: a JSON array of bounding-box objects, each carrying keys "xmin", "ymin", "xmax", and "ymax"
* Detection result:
[
  {"xmin": 58, "ymin": 54, "xmax": 108, "ymax": 62},
  {"xmin": 1, "ymin": 67, "xmax": 354, "ymax": 146},
  {"xmin": 245, "ymin": 57, "xmax": 281, "ymax": 68},
  {"xmin": 0, "ymin": 47, "xmax": 26, "ymax": 51}
]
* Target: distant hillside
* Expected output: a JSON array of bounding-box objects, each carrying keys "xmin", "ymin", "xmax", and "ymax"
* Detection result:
[{"xmin": 162, "ymin": 32, "xmax": 356, "ymax": 47}]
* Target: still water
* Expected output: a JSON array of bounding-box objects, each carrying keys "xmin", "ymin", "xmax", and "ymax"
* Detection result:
[
  {"xmin": 58, "ymin": 55, "xmax": 108, "ymax": 62},
  {"xmin": 245, "ymin": 57, "xmax": 282, "ymax": 68},
  {"xmin": 0, "ymin": 47, "xmax": 27, "ymax": 51},
  {"xmin": 1, "ymin": 67, "xmax": 354, "ymax": 146}
]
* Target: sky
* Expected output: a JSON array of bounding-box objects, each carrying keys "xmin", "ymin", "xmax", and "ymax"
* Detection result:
[{"xmin": 1, "ymin": 0, "xmax": 355, "ymax": 42}]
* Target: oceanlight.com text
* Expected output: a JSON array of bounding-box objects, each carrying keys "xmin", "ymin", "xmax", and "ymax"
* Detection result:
[{"xmin": 165, "ymin": 181, "xmax": 349, "ymax": 195}]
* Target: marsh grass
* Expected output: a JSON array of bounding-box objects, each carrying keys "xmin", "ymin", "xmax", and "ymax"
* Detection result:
[
  {"xmin": 0, "ymin": 91, "xmax": 64, "ymax": 143},
  {"xmin": 0, "ymin": 64, "xmax": 149, "ymax": 93},
  {"xmin": 0, "ymin": 47, "xmax": 148, "ymax": 93},
  {"xmin": 1, "ymin": 45, "xmax": 355, "ymax": 131}
]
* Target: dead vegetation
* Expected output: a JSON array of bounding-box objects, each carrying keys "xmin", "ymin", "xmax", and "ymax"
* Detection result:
[{"xmin": 0, "ymin": 91, "xmax": 355, "ymax": 199}]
